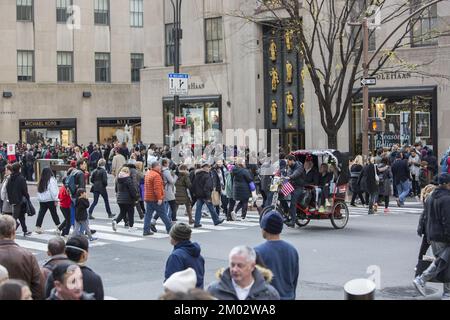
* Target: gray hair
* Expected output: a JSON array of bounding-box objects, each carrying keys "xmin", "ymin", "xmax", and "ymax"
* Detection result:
[
  {"xmin": 0, "ymin": 215, "xmax": 16, "ymax": 239},
  {"xmin": 0, "ymin": 265, "xmax": 8, "ymax": 284},
  {"xmin": 98, "ymin": 159, "xmax": 106, "ymax": 167},
  {"xmin": 47, "ymin": 237, "xmax": 66, "ymax": 256},
  {"xmin": 229, "ymin": 246, "xmax": 256, "ymax": 264}
]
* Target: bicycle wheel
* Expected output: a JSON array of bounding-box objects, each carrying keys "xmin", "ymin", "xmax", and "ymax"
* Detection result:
[
  {"xmin": 330, "ymin": 202, "xmax": 349, "ymax": 229},
  {"xmin": 296, "ymin": 217, "xmax": 310, "ymax": 227}
]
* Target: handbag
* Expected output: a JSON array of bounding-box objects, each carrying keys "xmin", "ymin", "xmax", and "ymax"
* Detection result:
[
  {"xmin": 24, "ymin": 197, "xmax": 36, "ymax": 217},
  {"xmin": 211, "ymin": 190, "xmax": 221, "ymax": 206}
]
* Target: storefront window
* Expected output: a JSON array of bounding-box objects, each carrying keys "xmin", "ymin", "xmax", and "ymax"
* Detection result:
[
  {"xmin": 20, "ymin": 119, "xmax": 77, "ymax": 146},
  {"xmin": 351, "ymin": 93, "xmax": 434, "ymax": 155},
  {"xmin": 163, "ymin": 99, "xmax": 221, "ymax": 146},
  {"xmin": 97, "ymin": 118, "xmax": 141, "ymax": 145}
]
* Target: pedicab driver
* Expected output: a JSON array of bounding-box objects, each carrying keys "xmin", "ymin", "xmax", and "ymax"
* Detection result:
[{"xmin": 285, "ymin": 155, "xmax": 306, "ymax": 228}]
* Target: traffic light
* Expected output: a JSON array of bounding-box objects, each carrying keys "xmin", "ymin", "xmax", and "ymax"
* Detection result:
[{"xmin": 368, "ymin": 118, "xmax": 384, "ymax": 133}]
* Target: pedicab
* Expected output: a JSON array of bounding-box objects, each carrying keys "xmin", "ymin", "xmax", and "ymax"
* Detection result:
[{"xmin": 261, "ymin": 149, "xmax": 350, "ymax": 229}]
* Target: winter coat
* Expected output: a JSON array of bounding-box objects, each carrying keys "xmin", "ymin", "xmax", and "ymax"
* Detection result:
[
  {"xmin": 286, "ymin": 161, "xmax": 305, "ymax": 188},
  {"xmin": 0, "ymin": 240, "xmax": 44, "ymax": 300},
  {"xmin": 144, "ymin": 169, "xmax": 165, "ymax": 202},
  {"xmin": 75, "ymin": 197, "xmax": 90, "ymax": 222},
  {"xmin": 88, "ymin": 151, "xmax": 101, "ymax": 169},
  {"xmin": 162, "ymin": 167, "xmax": 177, "ymax": 202},
  {"xmin": 358, "ymin": 164, "xmax": 378, "ymax": 194},
  {"xmin": 164, "ymin": 240, "xmax": 205, "ymax": 289},
  {"xmin": 125, "ymin": 164, "xmax": 142, "ymax": 199},
  {"xmin": 115, "ymin": 176, "xmax": 137, "ymax": 204},
  {"xmin": 211, "ymin": 167, "xmax": 226, "ymax": 192},
  {"xmin": 175, "ymin": 171, "xmax": 191, "ymax": 205},
  {"xmin": 191, "ymin": 170, "xmax": 214, "ymax": 200},
  {"xmin": 350, "ymin": 164, "xmax": 363, "ymax": 193},
  {"xmin": 47, "ymin": 289, "xmax": 95, "ymax": 300},
  {"xmin": 58, "ymin": 186, "xmax": 71, "ymax": 209},
  {"xmin": 37, "ymin": 177, "xmax": 59, "ymax": 203},
  {"xmin": 391, "ymin": 159, "xmax": 410, "ymax": 185},
  {"xmin": 40, "ymin": 254, "xmax": 71, "ymax": 284},
  {"xmin": 224, "ymin": 170, "xmax": 233, "ymax": 198},
  {"xmin": 90, "ymin": 167, "xmax": 108, "ymax": 194},
  {"xmin": 1, "ymin": 176, "xmax": 12, "ymax": 213},
  {"xmin": 111, "ymin": 154, "xmax": 126, "ymax": 177},
  {"xmin": 304, "ymin": 167, "xmax": 319, "ymax": 186},
  {"xmin": 207, "ymin": 266, "xmax": 280, "ymax": 300},
  {"xmin": 425, "ymin": 187, "xmax": 450, "ymax": 243},
  {"xmin": 409, "ymin": 155, "xmax": 421, "ymax": 179},
  {"xmin": 377, "ymin": 164, "xmax": 392, "ymax": 197},
  {"xmin": 419, "ymin": 167, "xmax": 433, "ymax": 188},
  {"xmin": 232, "ymin": 166, "xmax": 253, "ymax": 202},
  {"xmin": 423, "ymin": 154, "xmax": 438, "ymax": 175},
  {"xmin": 6, "ymin": 172, "xmax": 29, "ymax": 205}
]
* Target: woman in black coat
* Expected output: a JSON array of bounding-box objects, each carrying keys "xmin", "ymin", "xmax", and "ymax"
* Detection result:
[
  {"xmin": 350, "ymin": 156, "xmax": 365, "ymax": 207},
  {"xmin": 112, "ymin": 167, "xmax": 137, "ymax": 231},
  {"xmin": 357, "ymin": 158, "xmax": 379, "ymax": 214},
  {"xmin": 88, "ymin": 159, "xmax": 114, "ymax": 219},
  {"xmin": 230, "ymin": 160, "xmax": 253, "ymax": 220}
]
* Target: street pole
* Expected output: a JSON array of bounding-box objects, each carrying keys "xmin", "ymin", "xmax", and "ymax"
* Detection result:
[
  {"xmin": 362, "ymin": 18, "xmax": 370, "ymax": 159},
  {"xmin": 171, "ymin": 0, "xmax": 182, "ymax": 147}
]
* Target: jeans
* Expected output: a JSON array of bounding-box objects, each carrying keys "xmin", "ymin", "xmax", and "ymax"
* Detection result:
[
  {"xmin": 36, "ymin": 201, "xmax": 61, "ymax": 228},
  {"xmin": 367, "ymin": 192, "xmax": 378, "ymax": 212},
  {"xmin": 144, "ymin": 201, "xmax": 172, "ymax": 233},
  {"xmin": 58, "ymin": 207, "xmax": 72, "ymax": 236},
  {"xmin": 89, "ymin": 191, "xmax": 112, "ymax": 216},
  {"xmin": 194, "ymin": 198, "xmax": 220, "ymax": 226},
  {"xmin": 116, "ymin": 203, "xmax": 135, "ymax": 227},
  {"xmin": 418, "ymin": 241, "xmax": 450, "ymax": 294},
  {"xmin": 397, "ymin": 180, "xmax": 411, "ymax": 204},
  {"xmin": 73, "ymin": 220, "xmax": 93, "ymax": 238},
  {"xmin": 166, "ymin": 200, "xmax": 177, "ymax": 221},
  {"xmin": 289, "ymin": 188, "xmax": 304, "ymax": 223}
]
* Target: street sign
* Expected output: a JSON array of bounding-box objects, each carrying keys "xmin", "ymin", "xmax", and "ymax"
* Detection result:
[
  {"xmin": 175, "ymin": 117, "xmax": 187, "ymax": 126},
  {"xmin": 361, "ymin": 77, "xmax": 377, "ymax": 87},
  {"xmin": 169, "ymin": 73, "xmax": 189, "ymax": 95}
]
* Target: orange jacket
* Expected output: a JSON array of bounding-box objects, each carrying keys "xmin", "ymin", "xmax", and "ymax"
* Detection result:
[{"xmin": 144, "ymin": 169, "xmax": 165, "ymax": 201}]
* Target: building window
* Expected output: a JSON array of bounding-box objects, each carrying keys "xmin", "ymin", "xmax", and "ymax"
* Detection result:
[
  {"xmin": 350, "ymin": 0, "xmax": 376, "ymax": 51},
  {"xmin": 95, "ymin": 53, "xmax": 110, "ymax": 83},
  {"xmin": 17, "ymin": 51, "xmax": 34, "ymax": 82},
  {"xmin": 165, "ymin": 23, "xmax": 175, "ymax": 66},
  {"xmin": 94, "ymin": 0, "xmax": 109, "ymax": 25},
  {"xmin": 205, "ymin": 17, "xmax": 224, "ymax": 63},
  {"xmin": 17, "ymin": 0, "xmax": 33, "ymax": 21},
  {"xmin": 57, "ymin": 52, "xmax": 73, "ymax": 82},
  {"xmin": 130, "ymin": 0, "xmax": 143, "ymax": 27},
  {"xmin": 131, "ymin": 53, "xmax": 143, "ymax": 82},
  {"xmin": 411, "ymin": 0, "xmax": 438, "ymax": 47},
  {"xmin": 56, "ymin": 0, "xmax": 72, "ymax": 23}
]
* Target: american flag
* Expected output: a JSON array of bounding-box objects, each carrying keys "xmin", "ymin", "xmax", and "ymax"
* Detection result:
[{"xmin": 281, "ymin": 180, "xmax": 295, "ymax": 197}]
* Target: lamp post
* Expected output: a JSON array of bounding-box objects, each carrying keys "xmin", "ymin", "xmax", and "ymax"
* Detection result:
[{"xmin": 170, "ymin": 0, "xmax": 182, "ymax": 147}]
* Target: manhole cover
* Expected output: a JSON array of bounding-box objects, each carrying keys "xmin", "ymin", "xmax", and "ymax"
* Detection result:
[{"xmin": 381, "ymin": 286, "xmax": 438, "ymax": 299}]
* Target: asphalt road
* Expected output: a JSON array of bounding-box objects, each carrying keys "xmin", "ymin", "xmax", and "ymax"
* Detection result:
[{"xmin": 13, "ymin": 188, "xmax": 445, "ymax": 300}]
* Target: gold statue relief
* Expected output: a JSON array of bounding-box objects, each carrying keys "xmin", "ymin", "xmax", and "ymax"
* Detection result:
[
  {"xmin": 286, "ymin": 92, "xmax": 294, "ymax": 116},
  {"xmin": 286, "ymin": 60, "xmax": 293, "ymax": 84},
  {"xmin": 269, "ymin": 39, "xmax": 277, "ymax": 62},
  {"xmin": 271, "ymin": 100, "xmax": 278, "ymax": 124},
  {"xmin": 269, "ymin": 68, "xmax": 280, "ymax": 92},
  {"xmin": 300, "ymin": 102, "xmax": 305, "ymax": 115},
  {"xmin": 285, "ymin": 30, "xmax": 294, "ymax": 51}
]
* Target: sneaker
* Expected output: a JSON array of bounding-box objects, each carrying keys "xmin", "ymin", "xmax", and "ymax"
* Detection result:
[
  {"xmin": 150, "ymin": 224, "xmax": 157, "ymax": 233},
  {"xmin": 318, "ymin": 206, "xmax": 325, "ymax": 213},
  {"xmin": 54, "ymin": 229, "xmax": 62, "ymax": 236},
  {"xmin": 112, "ymin": 220, "xmax": 117, "ymax": 232},
  {"xmin": 442, "ymin": 293, "xmax": 450, "ymax": 300},
  {"xmin": 89, "ymin": 237, "xmax": 98, "ymax": 242},
  {"xmin": 384, "ymin": 208, "xmax": 390, "ymax": 214},
  {"xmin": 214, "ymin": 219, "xmax": 225, "ymax": 226},
  {"xmin": 143, "ymin": 231, "xmax": 154, "ymax": 236},
  {"xmin": 23, "ymin": 231, "xmax": 32, "ymax": 237},
  {"xmin": 194, "ymin": 224, "xmax": 202, "ymax": 228},
  {"xmin": 396, "ymin": 199, "xmax": 401, "ymax": 207},
  {"xmin": 230, "ymin": 211, "xmax": 236, "ymax": 221},
  {"xmin": 124, "ymin": 222, "xmax": 129, "ymax": 228},
  {"xmin": 350, "ymin": 203, "xmax": 357, "ymax": 207},
  {"xmin": 373, "ymin": 204, "xmax": 378, "ymax": 212},
  {"xmin": 90, "ymin": 229, "xmax": 96, "ymax": 235},
  {"xmin": 35, "ymin": 227, "xmax": 44, "ymax": 234},
  {"xmin": 413, "ymin": 277, "xmax": 427, "ymax": 296}
]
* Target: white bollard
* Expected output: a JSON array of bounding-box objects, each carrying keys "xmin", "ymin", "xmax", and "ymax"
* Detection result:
[{"xmin": 344, "ymin": 279, "xmax": 376, "ymax": 300}]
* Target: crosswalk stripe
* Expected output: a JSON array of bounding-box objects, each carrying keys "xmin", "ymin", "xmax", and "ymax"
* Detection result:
[
  {"xmin": 89, "ymin": 231, "xmax": 143, "ymax": 243},
  {"xmin": 175, "ymin": 216, "xmax": 261, "ymax": 227},
  {"xmin": 15, "ymin": 239, "xmax": 48, "ymax": 252},
  {"xmin": 89, "ymin": 224, "xmax": 170, "ymax": 239},
  {"xmin": 26, "ymin": 232, "xmax": 107, "ymax": 247},
  {"xmin": 132, "ymin": 222, "xmax": 210, "ymax": 234}
]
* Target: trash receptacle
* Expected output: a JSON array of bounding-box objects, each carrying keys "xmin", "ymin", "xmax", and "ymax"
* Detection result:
[
  {"xmin": 344, "ymin": 279, "xmax": 376, "ymax": 300},
  {"xmin": 36, "ymin": 159, "xmax": 64, "ymax": 182}
]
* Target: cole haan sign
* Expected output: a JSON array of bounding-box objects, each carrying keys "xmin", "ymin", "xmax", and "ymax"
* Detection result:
[{"xmin": 376, "ymin": 72, "xmax": 412, "ymax": 81}]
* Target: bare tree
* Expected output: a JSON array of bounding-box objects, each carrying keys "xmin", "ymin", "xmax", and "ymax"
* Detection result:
[{"xmin": 234, "ymin": 0, "xmax": 447, "ymax": 148}]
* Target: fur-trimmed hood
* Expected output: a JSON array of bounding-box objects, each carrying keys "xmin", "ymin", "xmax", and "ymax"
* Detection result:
[{"xmin": 215, "ymin": 265, "xmax": 273, "ymax": 283}]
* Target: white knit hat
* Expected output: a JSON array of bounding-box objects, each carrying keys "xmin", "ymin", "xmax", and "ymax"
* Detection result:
[{"xmin": 163, "ymin": 268, "xmax": 197, "ymax": 294}]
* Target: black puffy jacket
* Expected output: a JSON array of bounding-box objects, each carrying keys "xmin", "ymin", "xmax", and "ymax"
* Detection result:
[
  {"xmin": 192, "ymin": 170, "xmax": 213, "ymax": 200},
  {"xmin": 287, "ymin": 161, "xmax": 305, "ymax": 188},
  {"xmin": 6, "ymin": 172, "xmax": 29, "ymax": 205},
  {"xmin": 425, "ymin": 187, "xmax": 450, "ymax": 243},
  {"xmin": 115, "ymin": 176, "xmax": 137, "ymax": 204},
  {"xmin": 232, "ymin": 166, "xmax": 252, "ymax": 202},
  {"xmin": 90, "ymin": 167, "xmax": 108, "ymax": 193}
]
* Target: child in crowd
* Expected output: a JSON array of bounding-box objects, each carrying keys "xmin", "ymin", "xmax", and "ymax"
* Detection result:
[
  {"xmin": 57, "ymin": 177, "xmax": 72, "ymax": 237},
  {"xmin": 74, "ymin": 188, "xmax": 97, "ymax": 241}
]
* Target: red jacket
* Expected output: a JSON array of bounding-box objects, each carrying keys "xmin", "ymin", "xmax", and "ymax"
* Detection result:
[{"xmin": 58, "ymin": 186, "xmax": 72, "ymax": 208}]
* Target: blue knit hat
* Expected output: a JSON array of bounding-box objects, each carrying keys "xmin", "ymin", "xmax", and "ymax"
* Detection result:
[
  {"xmin": 438, "ymin": 173, "xmax": 450, "ymax": 185},
  {"xmin": 260, "ymin": 211, "xmax": 284, "ymax": 234}
]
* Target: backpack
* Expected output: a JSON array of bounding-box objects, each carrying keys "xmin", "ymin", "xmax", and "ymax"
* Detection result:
[
  {"xmin": 65, "ymin": 169, "xmax": 80, "ymax": 196},
  {"xmin": 441, "ymin": 154, "xmax": 449, "ymax": 174}
]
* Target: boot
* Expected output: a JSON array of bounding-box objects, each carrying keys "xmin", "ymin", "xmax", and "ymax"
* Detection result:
[{"xmin": 187, "ymin": 207, "xmax": 194, "ymax": 225}]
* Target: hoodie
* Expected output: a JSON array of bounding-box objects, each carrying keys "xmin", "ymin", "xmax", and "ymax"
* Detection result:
[
  {"xmin": 425, "ymin": 187, "xmax": 450, "ymax": 243},
  {"xmin": 164, "ymin": 240, "xmax": 205, "ymax": 289}
]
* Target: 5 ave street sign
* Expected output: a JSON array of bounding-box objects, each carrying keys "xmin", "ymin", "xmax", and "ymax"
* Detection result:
[
  {"xmin": 169, "ymin": 73, "xmax": 189, "ymax": 95},
  {"xmin": 361, "ymin": 77, "xmax": 377, "ymax": 87}
]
